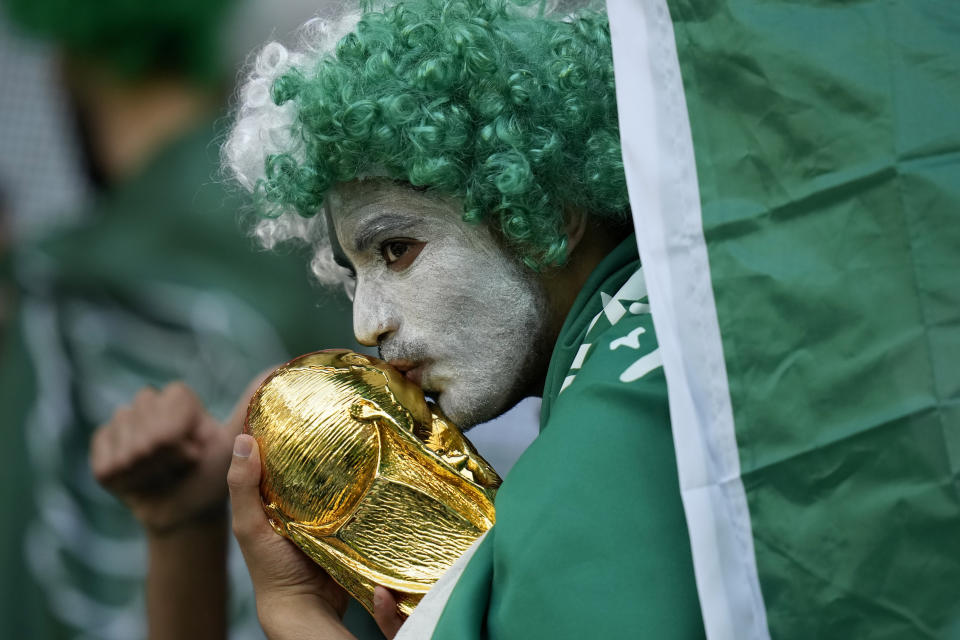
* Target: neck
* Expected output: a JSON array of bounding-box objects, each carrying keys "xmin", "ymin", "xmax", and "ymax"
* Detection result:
[
  {"xmin": 543, "ymin": 222, "xmax": 630, "ymax": 331},
  {"xmin": 63, "ymin": 58, "xmax": 219, "ymax": 184},
  {"xmin": 518, "ymin": 221, "xmax": 629, "ymax": 399}
]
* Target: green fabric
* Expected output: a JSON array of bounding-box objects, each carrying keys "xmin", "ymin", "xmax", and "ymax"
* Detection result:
[
  {"xmin": 0, "ymin": 120, "xmax": 361, "ymax": 638},
  {"xmin": 668, "ymin": 2, "xmax": 960, "ymax": 637},
  {"xmin": 2, "ymin": 0, "xmax": 236, "ymax": 82},
  {"xmin": 0, "ymin": 301, "xmax": 64, "ymax": 638},
  {"xmin": 434, "ymin": 236, "xmax": 704, "ymax": 638}
]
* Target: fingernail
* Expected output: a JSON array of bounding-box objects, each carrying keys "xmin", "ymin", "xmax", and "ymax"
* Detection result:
[
  {"xmin": 233, "ymin": 434, "xmax": 253, "ymax": 458},
  {"xmin": 373, "ymin": 587, "xmax": 384, "ymax": 607}
]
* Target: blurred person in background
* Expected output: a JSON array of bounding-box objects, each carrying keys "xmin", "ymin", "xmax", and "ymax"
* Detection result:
[
  {"xmin": 0, "ymin": 191, "xmax": 12, "ymax": 338},
  {"xmin": 0, "ymin": 2, "xmax": 539, "ymax": 637},
  {"xmin": 0, "ymin": 195, "xmax": 18, "ymax": 365},
  {"xmin": 0, "ymin": 1, "xmax": 389, "ymax": 638}
]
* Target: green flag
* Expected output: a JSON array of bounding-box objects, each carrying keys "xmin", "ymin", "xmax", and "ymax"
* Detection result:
[{"xmin": 609, "ymin": 1, "xmax": 960, "ymax": 638}]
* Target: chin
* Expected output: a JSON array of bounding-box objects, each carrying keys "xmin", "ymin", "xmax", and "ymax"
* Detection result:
[
  {"xmin": 437, "ymin": 385, "xmax": 519, "ymax": 431},
  {"xmin": 437, "ymin": 396, "xmax": 481, "ymax": 430}
]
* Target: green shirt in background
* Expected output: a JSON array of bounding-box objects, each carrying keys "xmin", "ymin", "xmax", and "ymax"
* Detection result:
[{"xmin": 0, "ymin": 120, "xmax": 383, "ymax": 639}]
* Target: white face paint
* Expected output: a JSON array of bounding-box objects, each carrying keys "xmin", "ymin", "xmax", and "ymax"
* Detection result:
[{"xmin": 327, "ymin": 179, "xmax": 554, "ymax": 428}]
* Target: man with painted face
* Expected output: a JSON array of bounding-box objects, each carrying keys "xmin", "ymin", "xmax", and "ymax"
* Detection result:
[{"xmin": 224, "ymin": 0, "xmax": 705, "ymax": 638}]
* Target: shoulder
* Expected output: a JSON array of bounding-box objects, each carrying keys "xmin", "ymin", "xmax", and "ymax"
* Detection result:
[
  {"xmin": 478, "ymin": 267, "xmax": 703, "ymax": 637},
  {"xmin": 502, "ymin": 267, "xmax": 670, "ymax": 520},
  {"xmin": 555, "ymin": 265, "xmax": 664, "ymax": 403}
]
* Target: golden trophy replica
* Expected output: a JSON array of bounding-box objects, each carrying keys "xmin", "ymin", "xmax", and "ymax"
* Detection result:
[{"xmin": 245, "ymin": 350, "xmax": 501, "ymax": 616}]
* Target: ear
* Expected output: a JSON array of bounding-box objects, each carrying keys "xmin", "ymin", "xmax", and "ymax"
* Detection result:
[{"xmin": 563, "ymin": 205, "xmax": 589, "ymax": 256}]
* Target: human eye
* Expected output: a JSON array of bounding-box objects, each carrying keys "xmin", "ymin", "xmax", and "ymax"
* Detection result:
[{"xmin": 379, "ymin": 238, "xmax": 425, "ymax": 271}]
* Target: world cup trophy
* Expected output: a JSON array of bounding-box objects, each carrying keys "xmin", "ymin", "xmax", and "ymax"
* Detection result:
[{"xmin": 244, "ymin": 350, "xmax": 501, "ymax": 616}]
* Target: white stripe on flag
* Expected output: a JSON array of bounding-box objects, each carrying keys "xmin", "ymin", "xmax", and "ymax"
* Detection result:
[{"xmin": 607, "ymin": 1, "xmax": 770, "ymax": 639}]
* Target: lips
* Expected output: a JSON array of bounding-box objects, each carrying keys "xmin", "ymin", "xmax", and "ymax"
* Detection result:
[{"xmin": 387, "ymin": 359, "xmax": 426, "ymax": 387}]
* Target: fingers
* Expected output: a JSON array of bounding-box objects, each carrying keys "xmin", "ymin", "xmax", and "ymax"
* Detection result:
[
  {"xmin": 153, "ymin": 382, "xmax": 208, "ymax": 450},
  {"xmin": 226, "ymin": 434, "xmax": 303, "ymax": 592},
  {"xmin": 373, "ymin": 587, "xmax": 404, "ymax": 640},
  {"xmin": 227, "ymin": 434, "xmax": 271, "ymax": 547},
  {"xmin": 91, "ymin": 400, "xmax": 153, "ymax": 486},
  {"xmin": 90, "ymin": 382, "xmax": 207, "ymax": 491},
  {"xmin": 227, "ymin": 433, "xmax": 354, "ymax": 626}
]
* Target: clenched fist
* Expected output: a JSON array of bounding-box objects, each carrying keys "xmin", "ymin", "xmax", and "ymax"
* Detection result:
[{"xmin": 90, "ymin": 380, "xmax": 257, "ymax": 535}]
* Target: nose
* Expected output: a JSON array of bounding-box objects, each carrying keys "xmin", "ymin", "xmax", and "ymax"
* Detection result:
[{"xmin": 352, "ymin": 280, "xmax": 399, "ymax": 347}]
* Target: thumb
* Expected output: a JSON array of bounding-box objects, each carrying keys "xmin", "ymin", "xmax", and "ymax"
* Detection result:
[
  {"xmin": 373, "ymin": 586, "xmax": 405, "ymax": 639},
  {"xmin": 227, "ymin": 434, "xmax": 271, "ymax": 545}
]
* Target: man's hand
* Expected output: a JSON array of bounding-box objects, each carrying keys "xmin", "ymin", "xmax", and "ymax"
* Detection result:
[
  {"xmin": 228, "ymin": 434, "xmax": 405, "ymax": 640},
  {"xmin": 90, "ymin": 381, "xmax": 247, "ymax": 535},
  {"xmin": 90, "ymin": 377, "xmax": 270, "ymax": 640}
]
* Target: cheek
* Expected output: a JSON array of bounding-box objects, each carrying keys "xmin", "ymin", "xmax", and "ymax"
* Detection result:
[
  {"xmin": 423, "ymin": 244, "xmax": 513, "ymax": 300},
  {"xmin": 415, "ymin": 251, "xmax": 543, "ymax": 352},
  {"xmin": 385, "ymin": 240, "xmax": 545, "ymax": 361},
  {"xmin": 397, "ymin": 249, "xmax": 481, "ymax": 318}
]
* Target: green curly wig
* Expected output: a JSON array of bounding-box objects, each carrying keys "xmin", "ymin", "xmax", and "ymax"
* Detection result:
[{"xmin": 236, "ymin": 0, "xmax": 629, "ymax": 269}]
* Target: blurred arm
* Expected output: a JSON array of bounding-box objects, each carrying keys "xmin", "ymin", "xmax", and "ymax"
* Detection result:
[{"xmin": 147, "ymin": 515, "xmax": 229, "ymax": 640}]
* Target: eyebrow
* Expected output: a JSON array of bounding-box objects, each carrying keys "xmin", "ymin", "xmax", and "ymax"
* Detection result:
[{"xmin": 353, "ymin": 213, "xmax": 421, "ymax": 252}]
